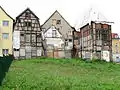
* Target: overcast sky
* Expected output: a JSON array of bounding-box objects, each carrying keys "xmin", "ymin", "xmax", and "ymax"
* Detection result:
[{"xmin": 1, "ymin": 0, "xmax": 120, "ymax": 35}]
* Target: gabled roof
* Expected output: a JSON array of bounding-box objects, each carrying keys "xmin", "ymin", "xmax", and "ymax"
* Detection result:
[
  {"xmin": 0, "ymin": 6, "xmax": 14, "ymax": 20},
  {"xmin": 42, "ymin": 10, "xmax": 73, "ymax": 28},
  {"xmin": 16, "ymin": 8, "xmax": 39, "ymax": 19},
  {"xmin": 71, "ymin": 27, "xmax": 76, "ymax": 31}
]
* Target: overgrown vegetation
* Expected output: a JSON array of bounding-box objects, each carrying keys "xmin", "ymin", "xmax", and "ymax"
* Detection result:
[{"xmin": 1, "ymin": 58, "xmax": 120, "ymax": 90}]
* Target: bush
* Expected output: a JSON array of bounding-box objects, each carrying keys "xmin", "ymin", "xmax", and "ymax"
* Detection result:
[{"xmin": 0, "ymin": 55, "xmax": 13, "ymax": 85}]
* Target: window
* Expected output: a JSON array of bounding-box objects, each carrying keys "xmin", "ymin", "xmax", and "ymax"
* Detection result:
[
  {"xmin": 52, "ymin": 19, "xmax": 56, "ymax": 25},
  {"xmin": 18, "ymin": 19, "xmax": 21, "ymax": 23},
  {"xmin": 2, "ymin": 33, "xmax": 9, "ymax": 39},
  {"xmin": 116, "ymin": 57, "xmax": 119, "ymax": 59},
  {"xmin": 26, "ymin": 34, "xmax": 30, "ymax": 42},
  {"xmin": 32, "ymin": 34, "xmax": 36, "ymax": 42},
  {"xmin": 21, "ymin": 33, "xmax": 24, "ymax": 36},
  {"xmin": 57, "ymin": 20, "xmax": 61, "ymax": 24},
  {"xmin": 24, "ymin": 22, "xmax": 31, "ymax": 27},
  {"xmin": 25, "ymin": 12, "xmax": 30, "ymax": 16},
  {"xmin": 28, "ymin": 22, "xmax": 31, "ymax": 27},
  {"xmin": 57, "ymin": 28, "xmax": 60, "ymax": 30},
  {"xmin": 115, "ymin": 43, "xmax": 118, "ymax": 53},
  {"xmin": 20, "ymin": 33, "xmax": 24, "ymax": 42},
  {"xmin": 103, "ymin": 24, "xmax": 108, "ymax": 29},
  {"xmin": 25, "ymin": 12, "xmax": 31, "ymax": 18},
  {"xmin": 24, "ymin": 22, "xmax": 28, "ymax": 26},
  {"xmin": 14, "ymin": 48, "xmax": 19, "ymax": 51},
  {"xmin": 3, "ymin": 20, "xmax": 9, "ymax": 26},
  {"xmin": 52, "ymin": 30, "xmax": 57, "ymax": 37},
  {"xmin": 96, "ymin": 30, "xmax": 101, "ymax": 40},
  {"xmin": 65, "ymin": 41, "xmax": 68, "ymax": 46},
  {"xmin": 2, "ymin": 49, "xmax": 9, "ymax": 55},
  {"xmin": 69, "ymin": 39, "xmax": 72, "ymax": 42}
]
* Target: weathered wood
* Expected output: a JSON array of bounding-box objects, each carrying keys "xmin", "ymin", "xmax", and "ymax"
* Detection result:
[{"xmin": 13, "ymin": 8, "xmax": 45, "ymax": 59}]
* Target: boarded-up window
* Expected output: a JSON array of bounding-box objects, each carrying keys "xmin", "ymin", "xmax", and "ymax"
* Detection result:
[
  {"xmin": 20, "ymin": 33, "xmax": 25, "ymax": 41},
  {"xmin": 37, "ymin": 34, "xmax": 41, "ymax": 42},
  {"xmin": 52, "ymin": 19, "xmax": 56, "ymax": 25},
  {"xmin": 37, "ymin": 49, "xmax": 42, "ymax": 56},
  {"xmin": 20, "ymin": 48, "xmax": 25, "ymax": 56},
  {"xmin": 25, "ymin": 46, "xmax": 31, "ymax": 52},
  {"xmin": 32, "ymin": 47, "xmax": 36, "ymax": 51},
  {"xmin": 32, "ymin": 34, "xmax": 36, "ymax": 42},
  {"xmin": 26, "ymin": 34, "xmax": 30, "ymax": 42},
  {"xmin": 32, "ymin": 50, "xmax": 37, "ymax": 56}
]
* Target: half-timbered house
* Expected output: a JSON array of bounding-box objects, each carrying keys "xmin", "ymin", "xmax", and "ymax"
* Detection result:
[
  {"xmin": 80, "ymin": 21, "xmax": 112, "ymax": 62},
  {"xmin": 13, "ymin": 8, "xmax": 46, "ymax": 59}
]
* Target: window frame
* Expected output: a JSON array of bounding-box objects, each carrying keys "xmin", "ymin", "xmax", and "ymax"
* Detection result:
[
  {"xmin": 2, "ymin": 49, "xmax": 9, "ymax": 55},
  {"xmin": 2, "ymin": 33, "xmax": 9, "ymax": 39},
  {"xmin": 3, "ymin": 20, "xmax": 9, "ymax": 26}
]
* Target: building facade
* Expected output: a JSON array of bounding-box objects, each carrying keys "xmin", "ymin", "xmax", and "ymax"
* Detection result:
[
  {"xmin": 112, "ymin": 33, "xmax": 120, "ymax": 62},
  {"xmin": 44, "ymin": 25, "xmax": 65, "ymax": 58},
  {"xmin": 13, "ymin": 8, "xmax": 46, "ymax": 59},
  {"xmin": 41, "ymin": 10, "xmax": 74, "ymax": 58},
  {"xmin": 0, "ymin": 6, "xmax": 14, "ymax": 56},
  {"xmin": 80, "ymin": 21, "xmax": 112, "ymax": 62},
  {"xmin": 72, "ymin": 28, "xmax": 81, "ymax": 58}
]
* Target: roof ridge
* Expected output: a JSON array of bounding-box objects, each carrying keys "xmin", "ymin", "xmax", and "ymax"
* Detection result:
[{"xmin": 0, "ymin": 6, "xmax": 14, "ymax": 20}]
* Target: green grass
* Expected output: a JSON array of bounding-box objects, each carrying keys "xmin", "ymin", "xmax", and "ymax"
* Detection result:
[{"xmin": 1, "ymin": 58, "xmax": 120, "ymax": 90}]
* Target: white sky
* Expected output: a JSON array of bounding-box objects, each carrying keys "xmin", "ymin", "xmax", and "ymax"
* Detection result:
[{"xmin": 1, "ymin": 0, "xmax": 120, "ymax": 35}]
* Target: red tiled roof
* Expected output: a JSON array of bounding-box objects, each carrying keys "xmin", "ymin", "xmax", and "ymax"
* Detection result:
[{"xmin": 112, "ymin": 33, "xmax": 119, "ymax": 38}]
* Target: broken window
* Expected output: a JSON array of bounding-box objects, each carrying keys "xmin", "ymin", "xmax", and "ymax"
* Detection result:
[
  {"xmin": 57, "ymin": 20, "xmax": 61, "ymax": 24},
  {"xmin": 69, "ymin": 39, "xmax": 72, "ymax": 42}
]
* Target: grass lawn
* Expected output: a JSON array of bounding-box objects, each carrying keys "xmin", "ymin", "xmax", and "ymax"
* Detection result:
[{"xmin": 1, "ymin": 58, "xmax": 120, "ymax": 90}]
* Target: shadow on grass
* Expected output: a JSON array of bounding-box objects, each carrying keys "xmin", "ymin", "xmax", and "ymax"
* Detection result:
[{"xmin": 0, "ymin": 55, "xmax": 13, "ymax": 86}]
